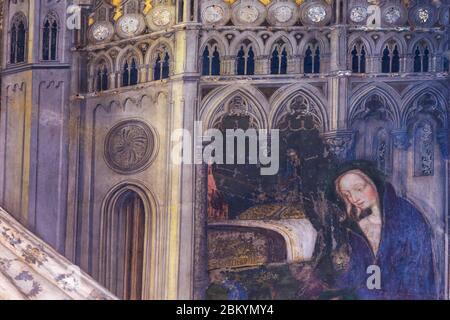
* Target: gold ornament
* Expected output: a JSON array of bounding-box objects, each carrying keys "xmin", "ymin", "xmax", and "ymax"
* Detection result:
[
  {"xmin": 112, "ymin": 0, "xmax": 123, "ymax": 21},
  {"xmin": 143, "ymin": 0, "xmax": 153, "ymax": 14},
  {"xmin": 402, "ymin": 0, "xmax": 412, "ymax": 8}
]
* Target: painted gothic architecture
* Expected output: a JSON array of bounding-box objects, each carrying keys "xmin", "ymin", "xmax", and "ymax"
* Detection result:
[{"xmin": 0, "ymin": 0, "xmax": 449, "ymax": 299}]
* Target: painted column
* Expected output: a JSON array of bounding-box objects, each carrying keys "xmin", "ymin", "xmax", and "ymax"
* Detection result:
[
  {"xmin": 193, "ymin": 163, "xmax": 208, "ymax": 299},
  {"xmin": 166, "ymin": 21, "xmax": 200, "ymax": 299}
]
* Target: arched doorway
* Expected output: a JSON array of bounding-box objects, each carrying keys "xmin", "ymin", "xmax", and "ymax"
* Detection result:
[{"xmin": 100, "ymin": 185, "xmax": 153, "ymax": 300}]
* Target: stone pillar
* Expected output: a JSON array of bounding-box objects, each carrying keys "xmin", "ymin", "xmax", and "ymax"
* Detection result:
[
  {"xmin": 258, "ymin": 55, "xmax": 269, "ymax": 74},
  {"xmin": 392, "ymin": 129, "xmax": 411, "ymax": 196},
  {"xmin": 328, "ymin": 75, "xmax": 349, "ymax": 130},
  {"xmin": 400, "ymin": 55, "xmax": 408, "ymax": 73},
  {"xmin": 139, "ymin": 66, "xmax": 147, "ymax": 83},
  {"xmin": 403, "ymin": 54, "xmax": 413, "ymax": 73},
  {"xmin": 370, "ymin": 55, "xmax": 381, "ymax": 73},
  {"xmin": 109, "ymin": 72, "xmax": 116, "ymax": 89},
  {"xmin": 87, "ymin": 76, "xmax": 93, "ymax": 92},
  {"xmin": 192, "ymin": 0, "xmax": 199, "ymax": 21},
  {"xmin": 432, "ymin": 55, "xmax": 439, "ymax": 73},
  {"xmin": 288, "ymin": 56, "xmax": 297, "ymax": 73},
  {"xmin": 167, "ymin": 23, "xmax": 201, "ymax": 299},
  {"xmin": 222, "ymin": 56, "xmax": 235, "ymax": 75},
  {"xmin": 193, "ymin": 163, "xmax": 208, "ymax": 299},
  {"xmin": 329, "ymin": 26, "xmax": 348, "ymax": 72},
  {"xmin": 297, "ymin": 55, "xmax": 304, "ymax": 73},
  {"xmin": 184, "ymin": 0, "xmax": 192, "ymax": 22}
]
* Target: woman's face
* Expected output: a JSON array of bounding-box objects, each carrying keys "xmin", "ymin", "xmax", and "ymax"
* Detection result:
[{"xmin": 337, "ymin": 172, "xmax": 379, "ymax": 212}]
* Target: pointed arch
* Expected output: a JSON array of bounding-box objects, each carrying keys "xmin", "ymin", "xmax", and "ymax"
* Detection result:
[
  {"xmin": 298, "ymin": 31, "xmax": 330, "ymax": 56},
  {"xmin": 41, "ymin": 10, "xmax": 59, "ymax": 61},
  {"xmin": 145, "ymin": 39, "xmax": 174, "ymax": 66},
  {"xmin": 348, "ymin": 34, "xmax": 375, "ymax": 56},
  {"xmin": 90, "ymin": 54, "xmax": 113, "ymax": 92},
  {"xmin": 381, "ymin": 41, "xmax": 401, "ymax": 73},
  {"xmin": 349, "ymin": 84, "xmax": 401, "ymax": 127},
  {"xmin": 99, "ymin": 181, "xmax": 159, "ymax": 300},
  {"xmin": 199, "ymin": 32, "xmax": 228, "ymax": 56},
  {"xmin": 302, "ymin": 40, "xmax": 321, "ymax": 74},
  {"xmin": 376, "ymin": 34, "xmax": 407, "ymax": 54},
  {"xmin": 408, "ymin": 36, "xmax": 437, "ymax": 54},
  {"xmin": 120, "ymin": 52, "xmax": 140, "ymax": 87},
  {"xmin": 377, "ymin": 35, "xmax": 406, "ymax": 73},
  {"xmin": 229, "ymin": 32, "xmax": 264, "ymax": 56},
  {"xmin": 201, "ymin": 39, "xmax": 222, "ymax": 76},
  {"xmin": 200, "ymin": 84, "xmax": 269, "ymax": 131},
  {"xmin": 235, "ymin": 41, "xmax": 256, "ymax": 75},
  {"xmin": 269, "ymin": 39, "xmax": 290, "ymax": 75},
  {"xmin": 411, "ymin": 38, "xmax": 433, "ymax": 73},
  {"xmin": 9, "ymin": 12, "xmax": 27, "ymax": 64},
  {"xmin": 264, "ymin": 33, "xmax": 295, "ymax": 56},
  {"xmin": 269, "ymin": 83, "xmax": 329, "ymax": 132},
  {"xmin": 115, "ymin": 45, "xmax": 144, "ymax": 72},
  {"xmin": 92, "ymin": 57, "xmax": 111, "ymax": 92},
  {"xmin": 145, "ymin": 40, "xmax": 173, "ymax": 81},
  {"xmin": 95, "ymin": 59, "xmax": 109, "ymax": 92},
  {"xmin": 299, "ymin": 32, "xmax": 329, "ymax": 74},
  {"xmin": 90, "ymin": 53, "xmax": 114, "ymax": 76},
  {"xmin": 349, "ymin": 41, "xmax": 367, "ymax": 74},
  {"xmin": 401, "ymin": 87, "xmax": 448, "ymax": 130}
]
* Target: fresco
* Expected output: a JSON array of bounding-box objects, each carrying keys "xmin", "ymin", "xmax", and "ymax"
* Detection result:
[
  {"xmin": 206, "ymin": 94, "xmax": 446, "ymax": 300},
  {"xmin": 0, "ymin": 0, "xmax": 449, "ymax": 301}
]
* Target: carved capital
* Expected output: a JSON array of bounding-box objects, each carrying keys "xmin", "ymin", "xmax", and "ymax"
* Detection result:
[
  {"xmin": 322, "ymin": 130, "xmax": 354, "ymax": 160},
  {"xmin": 392, "ymin": 129, "xmax": 411, "ymax": 150}
]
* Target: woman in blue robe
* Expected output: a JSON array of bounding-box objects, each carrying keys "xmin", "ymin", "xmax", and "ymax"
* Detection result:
[{"xmin": 326, "ymin": 161, "xmax": 437, "ymax": 300}]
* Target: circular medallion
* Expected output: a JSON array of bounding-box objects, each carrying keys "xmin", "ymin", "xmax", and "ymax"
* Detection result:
[
  {"xmin": 231, "ymin": 0, "xmax": 267, "ymax": 27},
  {"xmin": 89, "ymin": 22, "xmax": 114, "ymax": 43},
  {"xmin": 350, "ymin": 6, "xmax": 368, "ymax": 23},
  {"xmin": 146, "ymin": 6, "xmax": 175, "ymax": 31},
  {"xmin": 267, "ymin": 1, "xmax": 297, "ymax": 26},
  {"xmin": 153, "ymin": 8, "xmax": 171, "ymax": 26},
  {"xmin": 201, "ymin": 0, "xmax": 230, "ymax": 26},
  {"xmin": 93, "ymin": 25, "xmax": 109, "ymax": 41},
  {"xmin": 104, "ymin": 120, "xmax": 156, "ymax": 174},
  {"xmin": 204, "ymin": 5, "xmax": 224, "ymax": 23},
  {"xmin": 300, "ymin": 1, "xmax": 331, "ymax": 26},
  {"xmin": 409, "ymin": 5, "xmax": 436, "ymax": 27},
  {"xmin": 274, "ymin": 6, "xmax": 293, "ymax": 23},
  {"xmin": 307, "ymin": 5, "xmax": 327, "ymax": 23},
  {"xmin": 385, "ymin": 6, "xmax": 401, "ymax": 24},
  {"xmin": 418, "ymin": 8, "xmax": 430, "ymax": 23},
  {"xmin": 120, "ymin": 16, "xmax": 139, "ymax": 34},
  {"xmin": 382, "ymin": 5, "xmax": 407, "ymax": 26},
  {"xmin": 116, "ymin": 14, "xmax": 145, "ymax": 38},
  {"xmin": 238, "ymin": 5, "xmax": 259, "ymax": 23}
]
